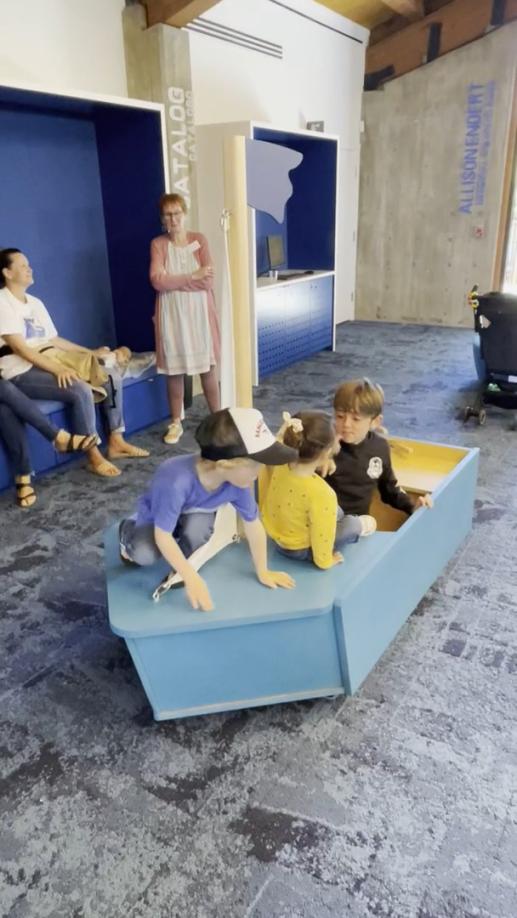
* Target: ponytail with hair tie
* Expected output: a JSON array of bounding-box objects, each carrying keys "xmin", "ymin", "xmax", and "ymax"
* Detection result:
[
  {"xmin": 277, "ymin": 411, "xmax": 303, "ymax": 443},
  {"xmin": 282, "ymin": 411, "xmax": 303, "ymax": 433}
]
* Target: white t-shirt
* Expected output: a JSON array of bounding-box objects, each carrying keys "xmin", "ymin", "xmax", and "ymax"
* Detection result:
[{"xmin": 0, "ymin": 287, "xmax": 58, "ymax": 379}]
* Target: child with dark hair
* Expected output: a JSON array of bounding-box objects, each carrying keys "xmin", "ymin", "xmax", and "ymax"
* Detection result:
[
  {"xmin": 259, "ymin": 411, "xmax": 363, "ymax": 570},
  {"xmin": 326, "ymin": 378, "xmax": 432, "ymax": 535},
  {"xmin": 119, "ymin": 407, "xmax": 297, "ymax": 611}
]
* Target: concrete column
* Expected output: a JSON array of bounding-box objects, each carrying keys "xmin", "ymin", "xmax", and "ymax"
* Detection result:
[
  {"xmin": 123, "ymin": 3, "xmax": 199, "ymax": 407},
  {"xmin": 123, "ymin": 3, "xmax": 199, "ymax": 225}
]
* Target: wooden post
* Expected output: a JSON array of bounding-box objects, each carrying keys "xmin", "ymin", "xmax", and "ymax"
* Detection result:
[
  {"xmin": 492, "ymin": 73, "xmax": 517, "ymax": 288},
  {"xmin": 222, "ymin": 135, "xmax": 253, "ymax": 408}
]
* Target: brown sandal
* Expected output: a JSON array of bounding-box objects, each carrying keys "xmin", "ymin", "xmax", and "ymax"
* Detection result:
[{"xmin": 16, "ymin": 482, "xmax": 37, "ymax": 509}]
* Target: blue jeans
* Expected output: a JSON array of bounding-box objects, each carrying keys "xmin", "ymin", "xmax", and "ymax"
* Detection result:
[
  {"xmin": 120, "ymin": 512, "xmax": 216, "ymax": 566},
  {"xmin": 274, "ymin": 506, "xmax": 363, "ymax": 564},
  {"xmin": 0, "ymin": 378, "xmax": 59, "ymax": 476},
  {"xmin": 97, "ymin": 366, "xmax": 125, "ymax": 434},
  {"xmin": 12, "ymin": 365, "xmax": 125, "ymax": 437}
]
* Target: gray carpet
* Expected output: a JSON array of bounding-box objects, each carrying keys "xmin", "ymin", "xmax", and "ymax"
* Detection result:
[{"xmin": 1, "ymin": 322, "xmax": 516, "ymax": 918}]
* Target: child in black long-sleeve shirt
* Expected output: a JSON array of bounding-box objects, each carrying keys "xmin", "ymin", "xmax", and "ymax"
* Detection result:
[{"xmin": 326, "ymin": 378, "xmax": 432, "ymax": 541}]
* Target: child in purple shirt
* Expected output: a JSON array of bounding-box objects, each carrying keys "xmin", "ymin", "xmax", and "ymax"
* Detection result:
[{"xmin": 119, "ymin": 407, "xmax": 298, "ymax": 612}]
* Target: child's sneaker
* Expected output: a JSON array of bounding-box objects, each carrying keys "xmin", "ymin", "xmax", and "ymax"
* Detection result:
[
  {"xmin": 163, "ymin": 421, "xmax": 183, "ymax": 445},
  {"xmin": 119, "ymin": 520, "xmax": 136, "ymax": 566},
  {"xmin": 359, "ymin": 515, "xmax": 377, "ymax": 537}
]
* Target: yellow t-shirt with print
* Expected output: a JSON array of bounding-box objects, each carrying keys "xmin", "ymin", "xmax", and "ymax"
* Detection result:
[{"xmin": 259, "ymin": 464, "xmax": 338, "ymax": 569}]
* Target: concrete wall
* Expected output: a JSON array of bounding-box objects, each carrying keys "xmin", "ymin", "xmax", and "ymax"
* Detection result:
[
  {"xmin": 356, "ymin": 22, "xmax": 517, "ymax": 328},
  {"xmin": 0, "ymin": 0, "xmax": 127, "ymax": 96}
]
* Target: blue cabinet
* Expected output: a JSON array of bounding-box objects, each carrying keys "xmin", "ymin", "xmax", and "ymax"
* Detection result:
[{"xmin": 257, "ymin": 274, "xmax": 334, "ymax": 379}]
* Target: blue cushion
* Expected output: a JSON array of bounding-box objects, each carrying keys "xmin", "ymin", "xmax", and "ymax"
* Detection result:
[{"xmin": 25, "ymin": 365, "xmax": 159, "ymax": 417}]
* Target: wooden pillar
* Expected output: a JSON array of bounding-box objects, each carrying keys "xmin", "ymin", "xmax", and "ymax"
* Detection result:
[
  {"xmin": 492, "ymin": 73, "xmax": 517, "ymax": 287},
  {"xmin": 223, "ymin": 136, "xmax": 253, "ymax": 408}
]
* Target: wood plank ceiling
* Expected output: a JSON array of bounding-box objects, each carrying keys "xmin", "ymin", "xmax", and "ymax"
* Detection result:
[
  {"xmin": 314, "ymin": 0, "xmax": 517, "ymax": 87},
  {"xmin": 313, "ymin": 0, "xmax": 452, "ymax": 33}
]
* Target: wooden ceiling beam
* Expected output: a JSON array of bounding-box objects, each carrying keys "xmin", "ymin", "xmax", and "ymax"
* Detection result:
[
  {"xmin": 370, "ymin": 2, "xmax": 453, "ymax": 47},
  {"xmin": 143, "ymin": 0, "xmax": 222, "ymax": 29},
  {"xmin": 366, "ymin": 0, "xmax": 517, "ymax": 88},
  {"xmin": 380, "ymin": 0, "xmax": 425, "ymax": 20}
]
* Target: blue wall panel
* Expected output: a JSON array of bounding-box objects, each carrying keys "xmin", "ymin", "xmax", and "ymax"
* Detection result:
[
  {"xmin": 95, "ymin": 108, "xmax": 165, "ymax": 351},
  {"xmin": 286, "ymin": 140, "xmax": 336, "ymax": 270},
  {"xmin": 0, "ymin": 106, "xmax": 116, "ymax": 348}
]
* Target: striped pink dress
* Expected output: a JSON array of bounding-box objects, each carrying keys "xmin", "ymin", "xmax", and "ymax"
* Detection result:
[{"xmin": 150, "ymin": 231, "xmax": 221, "ymax": 376}]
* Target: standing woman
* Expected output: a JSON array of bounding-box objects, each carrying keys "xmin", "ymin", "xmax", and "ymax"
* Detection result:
[{"xmin": 150, "ymin": 193, "xmax": 221, "ymax": 444}]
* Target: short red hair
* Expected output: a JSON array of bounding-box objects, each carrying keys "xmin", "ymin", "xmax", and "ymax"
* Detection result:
[{"xmin": 159, "ymin": 192, "xmax": 188, "ymax": 214}]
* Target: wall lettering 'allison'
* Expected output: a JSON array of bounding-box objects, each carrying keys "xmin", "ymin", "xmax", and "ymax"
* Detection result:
[{"xmin": 458, "ymin": 80, "xmax": 496, "ymax": 215}]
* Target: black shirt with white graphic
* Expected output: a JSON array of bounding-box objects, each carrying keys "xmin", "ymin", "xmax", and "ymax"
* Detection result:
[{"xmin": 327, "ymin": 431, "xmax": 414, "ymax": 517}]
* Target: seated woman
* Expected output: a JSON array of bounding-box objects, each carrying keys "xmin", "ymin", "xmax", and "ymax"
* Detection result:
[
  {"xmin": 0, "ymin": 248, "xmax": 150, "ymax": 478},
  {"xmin": 0, "ymin": 378, "xmax": 96, "ymax": 507}
]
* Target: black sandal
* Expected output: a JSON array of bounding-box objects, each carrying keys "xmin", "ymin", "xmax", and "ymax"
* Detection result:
[
  {"xmin": 59, "ymin": 433, "xmax": 98, "ymax": 453},
  {"xmin": 16, "ymin": 482, "xmax": 37, "ymax": 509}
]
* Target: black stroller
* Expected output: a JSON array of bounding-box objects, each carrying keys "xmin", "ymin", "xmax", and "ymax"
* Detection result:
[{"xmin": 464, "ymin": 286, "xmax": 517, "ymax": 426}]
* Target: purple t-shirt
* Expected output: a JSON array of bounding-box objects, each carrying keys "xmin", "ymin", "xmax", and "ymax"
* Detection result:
[{"xmin": 135, "ymin": 453, "xmax": 258, "ymax": 532}]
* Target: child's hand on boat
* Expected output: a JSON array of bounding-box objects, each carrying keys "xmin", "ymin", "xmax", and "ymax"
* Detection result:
[
  {"xmin": 184, "ymin": 571, "xmax": 214, "ymax": 612},
  {"xmin": 257, "ymin": 569, "xmax": 296, "ymax": 590}
]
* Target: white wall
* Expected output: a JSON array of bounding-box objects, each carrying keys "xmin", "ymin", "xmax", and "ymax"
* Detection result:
[
  {"xmin": 0, "ymin": 0, "xmax": 128, "ymax": 97},
  {"xmin": 189, "ymin": 0, "xmax": 368, "ymax": 322},
  {"xmin": 0, "ymin": 0, "xmax": 367, "ymax": 322}
]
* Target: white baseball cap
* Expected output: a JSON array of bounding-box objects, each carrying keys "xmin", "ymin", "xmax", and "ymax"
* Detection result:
[{"xmin": 195, "ymin": 407, "xmax": 297, "ymax": 465}]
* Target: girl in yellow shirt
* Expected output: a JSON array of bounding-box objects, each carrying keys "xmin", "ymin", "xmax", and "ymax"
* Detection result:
[{"xmin": 259, "ymin": 411, "xmax": 349, "ymax": 570}]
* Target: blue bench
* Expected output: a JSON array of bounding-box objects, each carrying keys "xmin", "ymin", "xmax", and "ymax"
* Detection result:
[
  {"xmin": 0, "ymin": 367, "xmax": 169, "ymax": 492},
  {"xmin": 105, "ymin": 438, "xmax": 479, "ymax": 720}
]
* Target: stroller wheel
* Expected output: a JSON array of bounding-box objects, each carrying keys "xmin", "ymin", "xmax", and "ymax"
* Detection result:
[
  {"xmin": 463, "ymin": 406, "xmax": 473, "ymax": 423},
  {"xmin": 478, "ymin": 408, "xmax": 487, "ymax": 426}
]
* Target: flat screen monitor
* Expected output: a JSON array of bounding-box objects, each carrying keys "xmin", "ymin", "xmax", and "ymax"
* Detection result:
[{"xmin": 267, "ymin": 234, "xmax": 285, "ymax": 270}]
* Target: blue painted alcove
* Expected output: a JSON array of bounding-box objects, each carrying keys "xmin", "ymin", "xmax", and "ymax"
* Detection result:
[
  {"xmin": 252, "ymin": 126, "xmax": 337, "ymax": 276},
  {"xmin": 0, "ymin": 84, "xmax": 166, "ymax": 351}
]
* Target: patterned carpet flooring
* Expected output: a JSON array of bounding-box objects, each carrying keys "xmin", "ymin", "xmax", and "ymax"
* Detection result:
[{"xmin": 1, "ymin": 321, "xmax": 516, "ymax": 918}]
